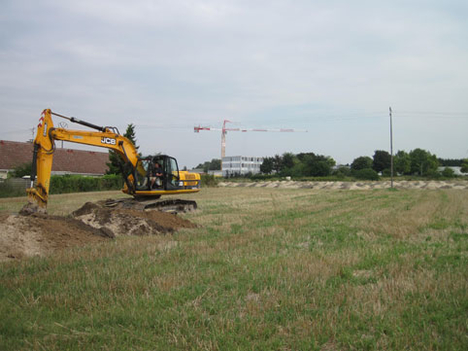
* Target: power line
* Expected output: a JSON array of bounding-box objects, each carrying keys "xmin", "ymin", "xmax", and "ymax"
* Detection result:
[
  {"xmin": 397, "ymin": 111, "xmax": 468, "ymax": 116},
  {"xmin": 0, "ymin": 128, "xmax": 34, "ymax": 136}
]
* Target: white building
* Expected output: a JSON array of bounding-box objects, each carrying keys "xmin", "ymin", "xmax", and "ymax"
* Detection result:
[
  {"xmin": 437, "ymin": 166, "xmax": 468, "ymax": 176},
  {"xmin": 222, "ymin": 156, "xmax": 264, "ymax": 177}
]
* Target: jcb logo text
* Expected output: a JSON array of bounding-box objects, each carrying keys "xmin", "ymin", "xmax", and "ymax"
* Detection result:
[{"xmin": 101, "ymin": 137, "xmax": 116, "ymax": 145}]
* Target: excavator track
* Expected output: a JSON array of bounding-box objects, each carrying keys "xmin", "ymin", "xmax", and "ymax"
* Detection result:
[{"xmin": 101, "ymin": 198, "xmax": 197, "ymax": 214}]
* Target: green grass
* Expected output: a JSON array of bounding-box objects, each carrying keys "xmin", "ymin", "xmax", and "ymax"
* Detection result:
[
  {"xmin": 0, "ymin": 190, "xmax": 128, "ymax": 215},
  {"xmin": 1, "ymin": 188, "xmax": 467, "ymax": 350}
]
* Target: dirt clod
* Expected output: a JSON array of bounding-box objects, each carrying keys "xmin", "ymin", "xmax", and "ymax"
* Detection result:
[{"xmin": 1, "ymin": 200, "xmax": 197, "ymax": 262}]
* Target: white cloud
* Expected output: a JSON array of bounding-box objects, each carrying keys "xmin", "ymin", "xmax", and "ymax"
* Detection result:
[{"xmin": 1, "ymin": 0, "xmax": 467, "ymax": 166}]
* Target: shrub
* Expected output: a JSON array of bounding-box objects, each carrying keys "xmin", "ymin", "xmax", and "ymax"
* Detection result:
[
  {"xmin": 250, "ymin": 173, "xmax": 277, "ymax": 181},
  {"xmin": 351, "ymin": 156, "xmax": 373, "ymax": 171},
  {"xmin": 200, "ymin": 174, "xmax": 218, "ymax": 187},
  {"xmin": 441, "ymin": 167, "xmax": 455, "ymax": 178},
  {"xmin": 353, "ymin": 168, "xmax": 380, "ymax": 180},
  {"xmin": 332, "ymin": 166, "xmax": 351, "ymax": 178},
  {"xmin": 8, "ymin": 163, "xmax": 32, "ymax": 178},
  {"xmin": 461, "ymin": 159, "xmax": 468, "ymax": 173}
]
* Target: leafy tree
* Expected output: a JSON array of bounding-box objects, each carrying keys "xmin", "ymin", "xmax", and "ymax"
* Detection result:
[
  {"xmin": 461, "ymin": 159, "xmax": 468, "ymax": 173},
  {"xmin": 281, "ymin": 152, "xmax": 295, "ymax": 171},
  {"xmin": 196, "ymin": 159, "xmax": 222, "ymax": 173},
  {"xmin": 425, "ymin": 155, "xmax": 439, "ymax": 176},
  {"xmin": 301, "ymin": 154, "xmax": 335, "ymax": 177},
  {"xmin": 351, "ymin": 156, "xmax": 373, "ymax": 171},
  {"xmin": 209, "ymin": 159, "xmax": 221, "ymax": 171},
  {"xmin": 372, "ymin": 150, "xmax": 391, "ymax": 173},
  {"xmin": 290, "ymin": 162, "xmax": 306, "ymax": 177},
  {"xmin": 195, "ymin": 161, "xmax": 208, "ymax": 171},
  {"xmin": 394, "ymin": 150, "xmax": 411, "ymax": 175},
  {"xmin": 332, "ymin": 166, "xmax": 351, "ymax": 178},
  {"xmin": 259, "ymin": 152, "xmax": 335, "ymax": 177},
  {"xmin": 409, "ymin": 148, "xmax": 438, "ymax": 176},
  {"xmin": 260, "ymin": 157, "xmax": 274, "ymax": 174},
  {"xmin": 107, "ymin": 123, "xmax": 139, "ymax": 175},
  {"xmin": 9, "ymin": 162, "xmax": 32, "ymax": 178},
  {"xmin": 272, "ymin": 154, "xmax": 283, "ymax": 173},
  {"xmin": 325, "ymin": 156, "xmax": 336, "ymax": 169},
  {"xmin": 309, "ymin": 160, "xmax": 331, "ymax": 176},
  {"xmin": 296, "ymin": 152, "xmax": 315, "ymax": 162},
  {"xmin": 438, "ymin": 158, "xmax": 463, "ymax": 167}
]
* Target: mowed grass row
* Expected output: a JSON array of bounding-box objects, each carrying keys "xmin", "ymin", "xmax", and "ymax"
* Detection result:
[{"xmin": 1, "ymin": 188, "xmax": 467, "ymax": 350}]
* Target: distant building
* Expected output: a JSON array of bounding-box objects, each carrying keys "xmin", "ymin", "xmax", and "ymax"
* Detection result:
[
  {"xmin": 0, "ymin": 140, "xmax": 109, "ymax": 179},
  {"xmin": 190, "ymin": 168, "xmax": 204, "ymax": 174},
  {"xmin": 332, "ymin": 164, "xmax": 350, "ymax": 170},
  {"xmin": 437, "ymin": 166, "xmax": 468, "ymax": 176},
  {"xmin": 222, "ymin": 156, "xmax": 264, "ymax": 177},
  {"xmin": 208, "ymin": 170, "xmax": 223, "ymax": 177}
]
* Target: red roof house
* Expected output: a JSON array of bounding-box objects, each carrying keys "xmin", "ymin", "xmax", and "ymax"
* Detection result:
[{"xmin": 0, "ymin": 140, "xmax": 109, "ymax": 178}]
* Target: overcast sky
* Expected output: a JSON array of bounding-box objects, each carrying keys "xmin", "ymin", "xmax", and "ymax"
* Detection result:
[{"xmin": 1, "ymin": 0, "xmax": 467, "ymax": 168}]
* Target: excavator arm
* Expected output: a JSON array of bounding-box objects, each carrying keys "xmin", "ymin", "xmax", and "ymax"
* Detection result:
[{"xmin": 24, "ymin": 109, "xmax": 142, "ymax": 213}]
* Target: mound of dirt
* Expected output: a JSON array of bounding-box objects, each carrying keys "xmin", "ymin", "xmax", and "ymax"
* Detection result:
[
  {"xmin": 0, "ymin": 201, "xmax": 197, "ymax": 262},
  {"xmin": 71, "ymin": 201, "xmax": 197, "ymax": 237},
  {"xmin": 0, "ymin": 213, "xmax": 108, "ymax": 261}
]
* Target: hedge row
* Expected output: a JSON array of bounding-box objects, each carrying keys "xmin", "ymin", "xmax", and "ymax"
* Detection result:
[
  {"xmin": 0, "ymin": 181, "xmax": 26, "ymax": 198},
  {"xmin": 49, "ymin": 174, "xmax": 123, "ymax": 194},
  {"xmin": 0, "ymin": 175, "xmax": 123, "ymax": 198},
  {"xmin": 1, "ymin": 173, "xmax": 217, "ymax": 199}
]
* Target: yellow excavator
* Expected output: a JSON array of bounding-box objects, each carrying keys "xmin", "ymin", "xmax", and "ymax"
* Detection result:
[{"xmin": 21, "ymin": 109, "xmax": 200, "ymax": 214}]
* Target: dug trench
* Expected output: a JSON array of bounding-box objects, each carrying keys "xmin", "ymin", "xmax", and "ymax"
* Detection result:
[{"xmin": 0, "ymin": 201, "xmax": 197, "ymax": 261}]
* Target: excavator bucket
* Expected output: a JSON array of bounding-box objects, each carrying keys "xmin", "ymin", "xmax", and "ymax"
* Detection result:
[{"xmin": 20, "ymin": 187, "xmax": 48, "ymax": 215}]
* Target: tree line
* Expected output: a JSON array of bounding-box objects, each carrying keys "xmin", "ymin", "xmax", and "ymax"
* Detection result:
[
  {"xmin": 259, "ymin": 149, "xmax": 468, "ymax": 179},
  {"xmin": 195, "ymin": 159, "xmax": 221, "ymax": 173}
]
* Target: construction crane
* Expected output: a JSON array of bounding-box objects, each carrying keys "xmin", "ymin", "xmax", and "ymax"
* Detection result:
[{"xmin": 194, "ymin": 120, "xmax": 307, "ymax": 159}]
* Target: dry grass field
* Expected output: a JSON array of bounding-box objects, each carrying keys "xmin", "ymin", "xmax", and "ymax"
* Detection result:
[{"xmin": 1, "ymin": 187, "xmax": 467, "ymax": 350}]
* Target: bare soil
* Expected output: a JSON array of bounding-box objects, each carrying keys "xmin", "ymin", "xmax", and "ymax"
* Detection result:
[{"xmin": 0, "ymin": 201, "xmax": 196, "ymax": 262}]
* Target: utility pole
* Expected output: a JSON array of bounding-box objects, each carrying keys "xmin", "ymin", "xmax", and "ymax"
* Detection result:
[{"xmin": 389, "ymin": 107, "xmax": 394, "ymax": 188}]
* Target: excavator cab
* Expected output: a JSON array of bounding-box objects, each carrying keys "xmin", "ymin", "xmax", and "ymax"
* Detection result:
[
  {"xmin": 160, "ymin": 156, "xmax": 182, "ymax": 190},
  {"xmin": 132, "ymin": 155, "xmax": 200, "ymax": 197},
  {"xmin": 135, "ymin": 155, "xmax": 181, "ymax": 190}
]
